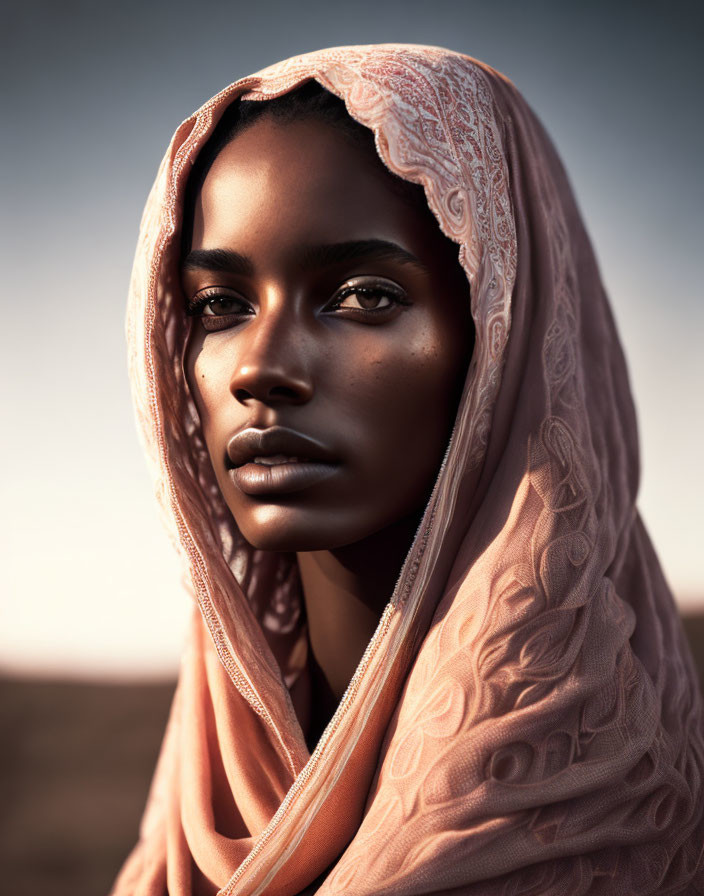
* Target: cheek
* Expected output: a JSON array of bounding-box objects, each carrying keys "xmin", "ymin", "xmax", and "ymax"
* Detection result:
[
  {"xmin": 342, "ymin": 323, "xmax": 468, "ymax": 464},
  {"xmin": 390, "ymin": 324, "xmax": 463, "ymax": 404},
  {"xmin": 186, "ymin": 340, "xmax": 232, "ymax": 436}
]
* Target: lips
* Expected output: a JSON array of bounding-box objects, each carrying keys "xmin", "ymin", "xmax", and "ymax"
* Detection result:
[
  {"xmin": 226, "ymin": 426, "xmax": 338, "ymax": 469},
  {"xmin": 226, "ymin": 426, "xmax": 340, "ymax": 495}
]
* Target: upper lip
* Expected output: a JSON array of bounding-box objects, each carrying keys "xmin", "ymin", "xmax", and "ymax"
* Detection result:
[{"xmin": 226, "ymin": 426, "xmax": 338, "ymax": 468}]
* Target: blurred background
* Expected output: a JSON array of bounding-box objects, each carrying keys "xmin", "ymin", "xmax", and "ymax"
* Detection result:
[{"xmin": 1, "ymin": 0, "xmax": 702, "ymax": 893}]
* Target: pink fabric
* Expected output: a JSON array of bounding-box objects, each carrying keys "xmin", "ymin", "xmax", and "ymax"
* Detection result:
[{"xmin": 112, "ymin": 44, "xmax": 704, "ymax": 895}]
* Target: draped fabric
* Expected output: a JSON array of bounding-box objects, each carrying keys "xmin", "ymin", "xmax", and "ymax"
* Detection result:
[{"xmin": 112, "ymin": 45, "xmax": 704, "ymax": 896}]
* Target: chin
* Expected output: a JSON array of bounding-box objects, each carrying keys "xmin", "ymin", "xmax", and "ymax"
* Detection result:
[{"xmin": 232, "ymin": 503, "xmax": 369, "ymax": 553}]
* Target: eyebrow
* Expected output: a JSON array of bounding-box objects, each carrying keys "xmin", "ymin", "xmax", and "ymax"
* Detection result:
[
  {"xmin": 182, "ymin": 247, "xmax": 254, "ymax": 276},
  {"xmin": 181, "ymin": 239, "xmax": 427, "ymax": 275}
]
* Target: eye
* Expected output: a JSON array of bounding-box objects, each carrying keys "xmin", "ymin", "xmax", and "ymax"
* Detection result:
[
  {"xmin": 328, "ymin": 277, "xmax": 410, "ymax": 316},
  {"xmin": 201, "ymin": 295, "xmax": 244, "ymax": 316},
  {"xmin": 186, "ymin": 287, "xmax": 251, "ymax": 332}
]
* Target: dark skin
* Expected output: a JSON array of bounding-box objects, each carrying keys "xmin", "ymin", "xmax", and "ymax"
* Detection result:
[{"xmin": 183, "ymin": 116, "xmax": 473, "ymax": 747}]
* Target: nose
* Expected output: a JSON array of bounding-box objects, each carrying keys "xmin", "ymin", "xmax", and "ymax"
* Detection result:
[{"xmin": 229, "ymin": 300, "xmax": 314, "ymax": 406}]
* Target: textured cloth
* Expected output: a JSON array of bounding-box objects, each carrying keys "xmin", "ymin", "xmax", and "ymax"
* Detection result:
[{"xmin": 112, "ymin": 44, "xmax": 704, "ymax": 896}]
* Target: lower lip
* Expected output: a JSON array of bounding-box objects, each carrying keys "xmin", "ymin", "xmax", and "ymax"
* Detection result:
[{"xmin": 231, "ymin": 461, "xmax": 340, "ymax": 495}]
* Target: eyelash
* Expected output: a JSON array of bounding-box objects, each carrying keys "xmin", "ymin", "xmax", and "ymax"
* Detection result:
[
  {"xmin": 185, "ymin": 281, "xmax": 410, "ymax": 331},
  {"xmin": 185, "ymin": 290, "xmax": 247, "ymax": 319}
]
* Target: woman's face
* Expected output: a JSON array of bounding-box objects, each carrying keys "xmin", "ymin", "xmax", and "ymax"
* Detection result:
[{"xmin": 183, "ymin": 114, "xmax": 473, "ymax": 552}]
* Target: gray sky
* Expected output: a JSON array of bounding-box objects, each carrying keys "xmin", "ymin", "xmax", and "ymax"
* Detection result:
[{"xmin": 2, "ymin": 0, "xmax": 702, "ymax": 678}]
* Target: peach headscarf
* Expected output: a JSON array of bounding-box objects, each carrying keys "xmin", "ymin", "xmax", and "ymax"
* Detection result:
[{"xmin": 112, "ymin": 45, "xmax": 704, "ymax": 895}]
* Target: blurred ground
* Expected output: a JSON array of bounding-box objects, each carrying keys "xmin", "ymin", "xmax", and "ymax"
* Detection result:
[
  {"xmin": 0, "ymin": 679, "xmax": 174, "ymax": 896},
  {"xmin": 1, "ymin": 615, "xmax": 703, "ymax": 896}
]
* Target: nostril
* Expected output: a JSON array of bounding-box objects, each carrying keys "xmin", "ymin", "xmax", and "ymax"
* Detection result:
[
  {"xmin": 233, "ymin": 388, "xmax": 252, "ymax": 404},
  {"xmin": 233, "ymin": 384, "xmax": 310, "ymax": 404},
  {"xmin": 270, "ymin": 385, "xmax": 303, "ymax": 399}
]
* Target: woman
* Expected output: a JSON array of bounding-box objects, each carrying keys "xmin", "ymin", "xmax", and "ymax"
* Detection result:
[{"xmin": 113, "ymin": 44, "xmax": 704, "ymax": 895}]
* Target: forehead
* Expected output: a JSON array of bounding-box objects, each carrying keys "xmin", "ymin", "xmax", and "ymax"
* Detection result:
[{"xmin": 191, "ymin": 116, "xmax": 437, "ymax": 254}]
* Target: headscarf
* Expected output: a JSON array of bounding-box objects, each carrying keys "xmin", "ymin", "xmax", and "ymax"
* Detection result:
[{"xmin": 112, "ymin": 44, "xmax": 704, "ymax": 896}]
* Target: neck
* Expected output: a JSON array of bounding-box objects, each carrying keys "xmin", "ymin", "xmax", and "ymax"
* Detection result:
[{"xmin": 295, "ymin": 509, "xmax": 423, "ymax": 735}]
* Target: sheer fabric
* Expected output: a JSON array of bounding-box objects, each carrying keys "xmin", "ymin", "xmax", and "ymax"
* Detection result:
[{"xmin": 112, "ymin": 45, "xmax": 704, "ymax": 895}]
